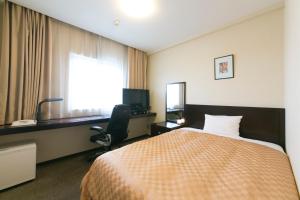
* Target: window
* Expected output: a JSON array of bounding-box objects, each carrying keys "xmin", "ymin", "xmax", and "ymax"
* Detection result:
[{"xmin": 68, "ymin": 53, "xmax": 124, "ymax": 115}]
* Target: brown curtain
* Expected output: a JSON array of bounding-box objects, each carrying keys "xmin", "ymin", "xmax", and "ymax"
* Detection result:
[
  {"xmin": 0, "ymin": 1, "xmax": 51, "ymax": 125},
  {"xmin": 128, "ymin": 47, "xmax": 147, "ymax": 89}
]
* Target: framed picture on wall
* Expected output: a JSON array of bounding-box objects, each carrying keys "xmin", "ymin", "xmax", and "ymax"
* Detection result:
[{"xmin": 214, "ymin": 54, "xmax": 234, "ymax": 80}]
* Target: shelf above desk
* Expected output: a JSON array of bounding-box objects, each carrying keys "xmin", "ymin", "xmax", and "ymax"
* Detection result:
[{"xmin": 0, "ymin": 112, "xmax": 156, "ymax": 136}]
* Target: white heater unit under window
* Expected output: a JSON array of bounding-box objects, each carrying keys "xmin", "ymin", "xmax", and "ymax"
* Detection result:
[{"xmin": 0, "ymin": 143, "xmax": 36, "ymax": 190}]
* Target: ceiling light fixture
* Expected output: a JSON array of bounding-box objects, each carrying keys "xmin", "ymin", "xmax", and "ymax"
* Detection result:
[
  {"xmin": 119, "ymin": 0, "xmax": 156, "ymax": 18},
  {"xmin": 114, "ymin": 19, "xmax": 120, "ymax": 26}
]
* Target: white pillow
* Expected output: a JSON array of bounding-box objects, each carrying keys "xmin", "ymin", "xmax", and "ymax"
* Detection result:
[{"xmin": 203, "ymin": 114, "xmax": 243, "ymax": 137}]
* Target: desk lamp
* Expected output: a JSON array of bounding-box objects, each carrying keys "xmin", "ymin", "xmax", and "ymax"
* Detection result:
[{"xmin": 35, "ymin": 98, "xmax": 63, "ymax": 123}]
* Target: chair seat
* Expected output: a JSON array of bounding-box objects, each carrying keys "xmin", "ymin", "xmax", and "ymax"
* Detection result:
[
  {"xmin": 89, "ymin": 104, "xmax": 130, "ymax": 158},
  {"xmin": 90, "ymin": 134, "xmax": 109, "ymax": 143}
]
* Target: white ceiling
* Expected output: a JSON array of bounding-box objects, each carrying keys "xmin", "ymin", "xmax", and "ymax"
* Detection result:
[{"xmin": 9, "ymin": 0, "xmax": 283, "ymax": 54}]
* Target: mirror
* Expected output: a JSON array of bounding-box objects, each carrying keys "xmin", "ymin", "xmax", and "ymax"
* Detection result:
[{"xmin": 166, "ymin": 82, "xmax": 186, "ymax": 123}]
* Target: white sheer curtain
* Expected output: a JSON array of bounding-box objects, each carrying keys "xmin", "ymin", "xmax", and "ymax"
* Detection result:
[{"xmin": 45, "ymin": 19, "xmax": 128, "ymax": 119}]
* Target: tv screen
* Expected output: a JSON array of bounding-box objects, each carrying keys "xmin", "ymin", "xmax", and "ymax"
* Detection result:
[{"xmin": 123, "ymin": 89, "xmax": 150, "ymax": 110}]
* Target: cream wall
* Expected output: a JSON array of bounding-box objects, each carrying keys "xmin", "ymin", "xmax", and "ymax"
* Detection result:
[
  {"xmin": 285, "ymin": 0, "xmax": 300, "ymax": 189},
  {"xmin": 148, "ymin": 8, "xmax": 284, "ymax": 122}
]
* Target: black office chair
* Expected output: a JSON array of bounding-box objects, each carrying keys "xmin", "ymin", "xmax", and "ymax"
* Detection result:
[{"xmin": 89, "ymin": 104, "xmax": 131, "ymax": 157}]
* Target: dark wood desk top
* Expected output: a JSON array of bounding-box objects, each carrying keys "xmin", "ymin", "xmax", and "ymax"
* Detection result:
[{"xmin": 0, "ymin": 112, "xmax": 156, "ymax": 136}]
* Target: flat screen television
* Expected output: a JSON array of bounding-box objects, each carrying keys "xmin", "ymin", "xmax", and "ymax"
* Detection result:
[{"xmin": 123, "ymin": 89, "xmax": 150, "ymax": 114}]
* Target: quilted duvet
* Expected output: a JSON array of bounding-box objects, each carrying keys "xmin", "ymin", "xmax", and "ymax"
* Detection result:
[{"xmin": 81, "ymin": 129, "xmax": 299, "ymax": 200}]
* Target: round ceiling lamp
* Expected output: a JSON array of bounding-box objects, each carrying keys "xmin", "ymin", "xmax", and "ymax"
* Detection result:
[{"xmin": 119, "ymin": 0, "xmax": 156, "ymax": 18}]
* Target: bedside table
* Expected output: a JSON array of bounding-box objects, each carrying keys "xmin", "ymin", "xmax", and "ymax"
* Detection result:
[{"xmin": 151, "ymin": 122, "xmax": 185, "ymax": 136}]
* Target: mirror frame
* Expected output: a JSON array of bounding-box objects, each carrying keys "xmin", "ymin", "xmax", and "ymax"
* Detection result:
[{"xmin": 165, "ymin": 82, "xmax": 186, "ymax": 123}]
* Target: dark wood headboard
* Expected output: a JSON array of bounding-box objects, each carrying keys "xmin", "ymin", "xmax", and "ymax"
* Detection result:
[{"xmin": 184, "ymin": 104, "xmax": 285, "ymax": 149}]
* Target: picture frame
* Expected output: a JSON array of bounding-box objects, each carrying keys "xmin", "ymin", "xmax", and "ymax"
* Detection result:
[{"xmin": 214, "ymin": 54, "xmax": 234, "ymax": 80}]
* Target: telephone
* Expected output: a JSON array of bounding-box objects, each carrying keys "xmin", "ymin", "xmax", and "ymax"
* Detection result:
[{"xmin": 11, "ymin": 120, "xmax": 37, "ymax": 127}]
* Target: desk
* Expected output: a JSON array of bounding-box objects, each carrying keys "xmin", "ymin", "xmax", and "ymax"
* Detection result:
[
  {"xmin": 0, "ymin": 112, "xmax": 156, "ymax": 163},
  {"xmin": 0, "ymin": 113, "xmax": 156, "ymax": 136}
]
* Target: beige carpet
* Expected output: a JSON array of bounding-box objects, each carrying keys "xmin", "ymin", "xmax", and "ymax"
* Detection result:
[
  {"xmin": 0, "ymin": 152, "xmax": 92, "ymax": 200},
  {"xmin": 0, "ymin": 135, "xmax": 150, "ymax": 200}
]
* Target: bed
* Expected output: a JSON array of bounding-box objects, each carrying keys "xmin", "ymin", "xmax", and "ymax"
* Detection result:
[{"xmin": 80, "ymin": 104, "xmax": 299, "ymax": 200}]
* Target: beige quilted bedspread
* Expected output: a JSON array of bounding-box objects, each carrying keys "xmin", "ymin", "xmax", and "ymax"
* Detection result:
[{"xmin": 81, "ymin": 129, "xmax": 299, "ymax": 200}]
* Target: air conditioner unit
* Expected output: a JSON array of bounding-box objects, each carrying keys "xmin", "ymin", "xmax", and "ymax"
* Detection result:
[{"xmin": 0, "ymin": 143, "xmax": 36, "ymax": 190}]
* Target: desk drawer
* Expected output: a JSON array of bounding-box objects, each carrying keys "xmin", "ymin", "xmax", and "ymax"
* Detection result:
[{"xmin": 151, "ymin": 124, "xmax": 170, "ymax": 136}]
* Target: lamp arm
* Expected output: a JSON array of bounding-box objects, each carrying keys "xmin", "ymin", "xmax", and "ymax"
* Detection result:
[{"xmin": 35, "ymin": 98, "xmax": 64, "ymax": 122}]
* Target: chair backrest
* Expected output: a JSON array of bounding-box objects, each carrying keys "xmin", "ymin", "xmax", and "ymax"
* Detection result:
[{"xmin": 106, "ymin": 104, "xmax": 131, "ymax": 145}]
